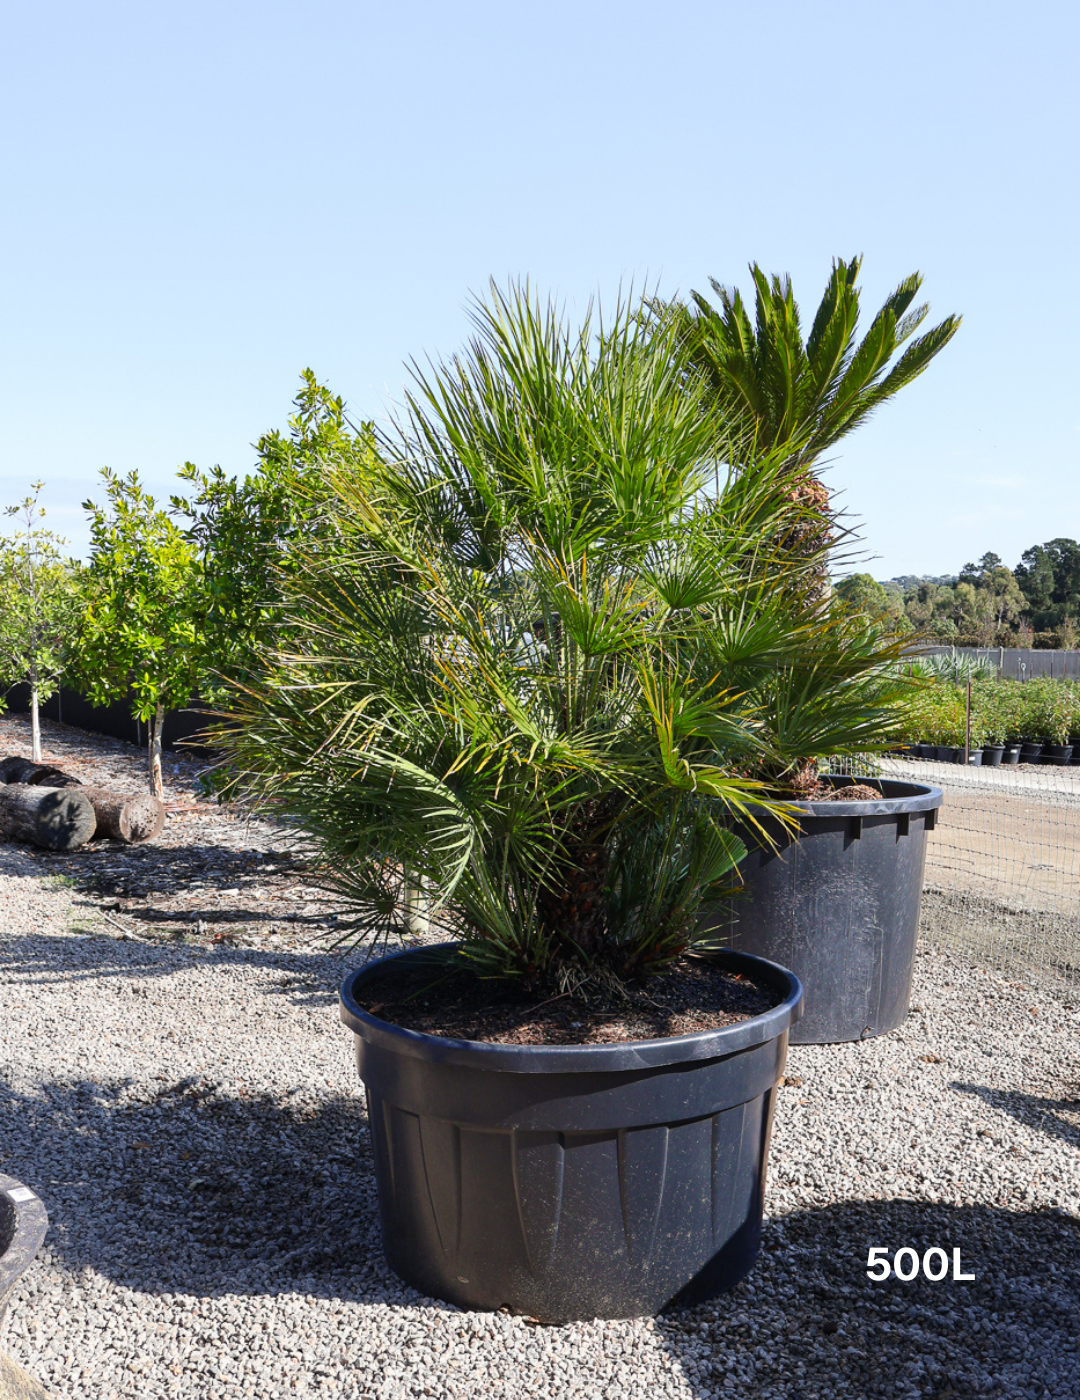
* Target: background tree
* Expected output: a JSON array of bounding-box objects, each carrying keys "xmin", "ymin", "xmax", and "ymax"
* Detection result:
[
  {"xmin": 1014, "ymin": 538, "xmax": 1080, "ymax": 630},
  {"xmin": 833, "ymin": 572, "xmax": 910, "ymax": 631},
  {"xmin": 0, "ymin": 483, "xmax": 82, "ymax": 760},
  {"xmin": 172, "ymin": 371, "xmax": 372, "ymax": 697},
  {"xmin": 957, "ymin": 553, "xmax": 1026, "ymax": 640},
  {"xmin": 75, "ymin": 469, "xmax": 202, "ymax": 798}
]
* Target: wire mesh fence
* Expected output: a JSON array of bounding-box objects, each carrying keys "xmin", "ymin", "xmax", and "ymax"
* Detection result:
[{"xmin": 827, "ymin": 755, "xmax": 1080, "ymax": 994}]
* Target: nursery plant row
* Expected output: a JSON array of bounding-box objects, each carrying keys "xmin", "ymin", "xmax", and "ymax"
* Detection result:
[{"xmin": 899, "ymin": 676, "xmax": 1080, "ymax": 764}]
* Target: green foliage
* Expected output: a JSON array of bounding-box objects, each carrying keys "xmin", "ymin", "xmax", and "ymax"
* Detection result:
[
  {"xmin": 211, "ymin": 285, "xmax": 911, "ymax": 991},
  {"xmin": 665, "ymin": 257, "xmax": 961, "ymax": 469},
  {"xmin": 903, "ymin": 675, "xmax": 1080, "ymax": 747},
  {"xmin": 0, "ymin": 484, "xmax": 82, "ymax": 757},
  {"xmin": 1014, "ymin": 539, "xmax": 1080, "ymax": 632},
  {"xmin": 172, "ymin": 371, "xmax": 377, "ymax": 698},
  {"xmin": 75, "ymin": 470, "xmax": 202, "ymax": 793}
]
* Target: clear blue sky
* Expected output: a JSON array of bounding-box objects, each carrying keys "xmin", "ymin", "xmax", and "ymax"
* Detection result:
[{"xmin": 2, "ymin": 0, "xmax": 1076, "ymax": 578}]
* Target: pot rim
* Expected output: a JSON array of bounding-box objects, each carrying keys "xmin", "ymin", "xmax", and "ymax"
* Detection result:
[
  {"xmin": 0, "ymin": 1174, "xmax": 48, "ymax": 1319},
  {"xmin": 784, "ymin": 775, "xmax": 943, "ymax": 818},
  {"xmin": 340, "ymin": 944, "xmax": 802, "ymax": 1074}
]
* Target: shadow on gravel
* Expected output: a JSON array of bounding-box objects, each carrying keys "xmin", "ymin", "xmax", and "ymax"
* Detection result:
[
  {"xmin": 1, "ymin": 840, "xmax": 332, "ymax": 931},
  {"xmin": 0, "ymin": 1071, "xmax": 400, "ymax": 1307},
  {"xmin": 0, "ymin": 932, "xmax": 354, "ymax": 1007},
  {"xmin": 952, "ymin": 1081, "xmax": 1080, "ymax": 1150},
  {"xmin": 658, "ymin": 1198, "xmax": 1080, "ymax": 1399}
]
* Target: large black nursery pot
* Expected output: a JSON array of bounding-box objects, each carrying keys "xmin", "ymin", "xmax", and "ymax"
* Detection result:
[
  {"xmin": 700, "ymin": 776, "xmax": 943, "ymax": 1046},
  {"xmin": 340, "ymin": 945, "xmax": 802, "ymax": 1323},
  {"xmin": 1, "ymin": 1175, "xmax": 49, "ymax": 1400}
]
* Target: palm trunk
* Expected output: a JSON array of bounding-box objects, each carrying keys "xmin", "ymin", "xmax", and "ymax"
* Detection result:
[
  {"xmin": 30, "ymin": 683, "xmax": 41, "ymax": 763},
  {"xmin": 402, "ymin": 869, "xmax": 430, "ymax": 940},
  {"xmin": 148, "ymin": 703, "xmax": 165, "ymax": 800}
]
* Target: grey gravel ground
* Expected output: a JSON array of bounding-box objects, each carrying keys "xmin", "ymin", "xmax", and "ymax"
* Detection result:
[{"xmin": 1, "ymin": 728, "xmax": 1078, "ymax": 1397}]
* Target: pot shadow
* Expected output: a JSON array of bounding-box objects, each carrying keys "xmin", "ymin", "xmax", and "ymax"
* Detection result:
[{"xmin": 657, "ymin": 1198, "xmax": 1080, "ymax": 1399}]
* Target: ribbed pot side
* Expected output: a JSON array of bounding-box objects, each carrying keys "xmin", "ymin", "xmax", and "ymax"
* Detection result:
[
  {"xmin": 340, "ymin": 946, "xmax": 802, "ymax": 1323},
  {"xmin": 699, "ymin": 777, "xmax": 943, "ymax": 1046}
]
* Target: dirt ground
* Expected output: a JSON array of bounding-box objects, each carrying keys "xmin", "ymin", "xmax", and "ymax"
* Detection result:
[{"xmin": 884, "ymin": 758, "xmax": 1080, "ymax": 989}]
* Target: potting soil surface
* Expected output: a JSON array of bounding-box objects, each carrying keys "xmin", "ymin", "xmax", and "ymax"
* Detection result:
[{"xmin": 358, "ymin": 955, "xmax": 778, "ymax": 1044}]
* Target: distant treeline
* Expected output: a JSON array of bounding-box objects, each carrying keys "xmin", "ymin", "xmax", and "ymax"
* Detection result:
[{"xmin": 836, "ymin": 539, "xmax": 1080, "ymax": 648}]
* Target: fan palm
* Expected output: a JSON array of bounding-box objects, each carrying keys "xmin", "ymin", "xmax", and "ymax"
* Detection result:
[
  {"xmin": 666, "ymin": 256, "xmax": 961, "ymax": 470},
  {"xmin": 213, "ymin": 284, "xmax": 910, "ymax": 992}
]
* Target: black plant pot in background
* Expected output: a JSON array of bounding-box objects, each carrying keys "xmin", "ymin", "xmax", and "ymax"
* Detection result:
[
  {"xmin": 1043, "ymin": 744, "xmax": 1074, "ymax": 767},
  {"xmin": 1019, "ymin": 740, "xmax": 1045, "ymax": 763},
  {"xmin": 700, "ymin": 777, "xmax": 943, "ymax": 1046},
  {"xmin": 982, "ymin": 746, "xmax": 1005, "ymax": 767},
  {"xmin": 340, "ymin": 946, "xmax": 802, "ymax": 1323},
  {"xmin": 965, "ymin": 748, "xmax": 983, "ymax": 766},
  {"xmin": 1002, "ymin": 746, "xmax": 1021, "ymax": 765}
]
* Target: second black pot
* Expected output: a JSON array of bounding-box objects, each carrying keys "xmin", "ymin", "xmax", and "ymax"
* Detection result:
[
  {"xmin": 700, "ymin": 777, "xmax": 943, "ymax": 1045},
  {"xmin": 982, "ymin": 746, "xmax": 1005, "ymax": 767},
  {"xmin": 340, "ymin": 945, "xmax": 802, "ymax": 1323},
  {"xmin": 1043, "ymin": 744, "xmax": 1074, "ymax": 766}
]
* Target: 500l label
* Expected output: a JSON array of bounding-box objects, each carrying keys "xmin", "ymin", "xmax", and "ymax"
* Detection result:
[{"xmin": 867, "ymin": 1248, "xmax": 975, "ymax": 1282}]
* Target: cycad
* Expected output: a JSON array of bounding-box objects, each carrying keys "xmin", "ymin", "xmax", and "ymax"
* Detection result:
[
  {"xmin": 214, "ymin": 284, "xmax": 910, "ymax": 992},
  {"xmin": 668, "ymin": 256, "xmax": 960, "ymax": 470}
]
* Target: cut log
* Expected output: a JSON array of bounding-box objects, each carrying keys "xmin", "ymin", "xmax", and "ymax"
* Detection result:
[
  {"xmin": 0, "ymin": 756, "xmax": 81, "ymax": 786},
  {"xmin": 79, "ymin": 787, "xmax": 165, "ymax": 844},
  {"xmin": 0, "ymin": 756, "xmax": 47, "ymax": 784},
  {"xmin": 0, "ymin": 757, "xmax": 165, "ymax": 843},
  {"xmin": 0, "ymin": 784, "xmax": 97, "ymax": 851}
]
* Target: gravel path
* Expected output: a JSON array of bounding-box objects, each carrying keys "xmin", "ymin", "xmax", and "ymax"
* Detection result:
[{"xmin": 1, "ymin": 722, "xmax": 1078, "ymax": 1399}]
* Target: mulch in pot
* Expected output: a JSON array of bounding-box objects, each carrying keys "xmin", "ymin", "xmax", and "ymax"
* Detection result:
[{"xmin": 357, "ymin": 953, "xmax": 779, "ymax": 1046}]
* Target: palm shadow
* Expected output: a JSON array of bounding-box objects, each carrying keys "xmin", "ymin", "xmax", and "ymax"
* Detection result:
[
  {"xmin": 0, "ymin": 931, "xmax": 363, "ymax": 1007},
  {"xmin": 952, "ymin": 1081, "xmax": 1080, "ymax": 1151}
]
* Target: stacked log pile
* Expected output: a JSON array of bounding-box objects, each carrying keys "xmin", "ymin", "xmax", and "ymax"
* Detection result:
[{"xmin": 0, "ymin": 757, "xmax": 164, "ymax": 851}]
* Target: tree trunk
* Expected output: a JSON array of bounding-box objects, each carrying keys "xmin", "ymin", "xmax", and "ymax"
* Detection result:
[
  {"xmin": 402, "ymin": 869, "xmax": 430, "ymax": 939},
  {"xmin": 0, "ymin": 784, "xmax": 96, "ymax": 851},
  {"xmin": 79, "ymin": 787, "xmax": 165, "ymax": 844},
  {"xmin": 149, "ymin": 704, "xmax": 165, "ymax": 800},
  {"xmin": 30, "ymin": 683, "xmax": 41, "ymax": 763}
]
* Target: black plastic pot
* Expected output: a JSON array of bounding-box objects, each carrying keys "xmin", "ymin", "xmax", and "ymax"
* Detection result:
[
  {"xmin": 699, "ymin": 777, "xmax": 943, "ymax": 1046},
  {"xmin": 965, "ymin": 748, "xmax": 983, "ymax": 766},
  {"xmin": 982, "ymin": 745, "xmax": 1005, "ymax": 767},
  {"xmin": 1003, "ymin": 746, "xmax": 1021, "ymax": 765},
  {"xmin": 1043, "ymin": 744, "xmax": 1073, "ymax": 766},
  {"xmin": 1, "ymin": 1175, "xmax": 48, "ymax": 1399},
  {"xmin": 1019, "ymin": 740, "xmax": 1044, "ymax": 762},
  {"xmin": 340, "ymin": 945, "xmax": 802, "ymax": 1323}
]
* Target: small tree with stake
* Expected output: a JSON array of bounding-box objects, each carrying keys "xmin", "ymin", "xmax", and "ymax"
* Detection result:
[
  {"xmin": 75, "ymin": 469, "xmax": 202, "ymax": 799},
  {"xmin": 0, "ymin": 483, "xmax": 82, "ymax": 762}
]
